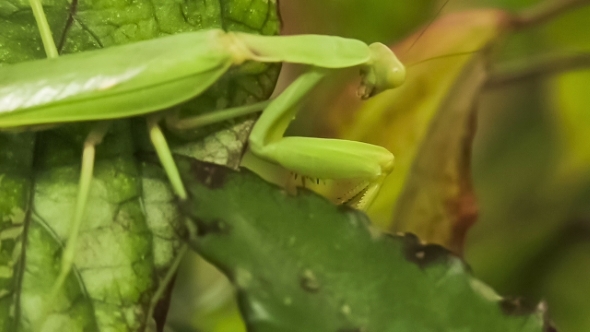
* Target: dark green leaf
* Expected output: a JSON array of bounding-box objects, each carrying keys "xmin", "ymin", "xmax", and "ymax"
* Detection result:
[{"xmin": 178, "ymin": 157, "xmax": 553, "ymax": 332}]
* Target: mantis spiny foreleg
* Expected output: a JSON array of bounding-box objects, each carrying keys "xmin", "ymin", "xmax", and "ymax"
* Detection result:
[{"xmin": 169, "ymin": 68, "xmax": 396, "ymax": 209}]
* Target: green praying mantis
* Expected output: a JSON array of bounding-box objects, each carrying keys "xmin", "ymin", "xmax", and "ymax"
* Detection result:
[{"xmin": 0, "ymin": 0, "xmax": 405, "ymax": 310}]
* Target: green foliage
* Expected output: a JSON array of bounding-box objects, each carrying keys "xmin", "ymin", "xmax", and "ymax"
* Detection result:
[
  {"xmin": 1, "ymin": 0, "xmax": 589, "ymax": 331},
  {"xmin": 177, "ymin": 156, "xmax": 550, "ymax": 332},
  {"xmin": 0, "ymin": 0, "xmax": 278, "ymax": 330}
]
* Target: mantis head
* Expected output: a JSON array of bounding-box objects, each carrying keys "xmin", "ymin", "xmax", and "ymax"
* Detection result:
[{"xmin": 359, "ymin": 43, "xmax": 406, "ymax": 99}]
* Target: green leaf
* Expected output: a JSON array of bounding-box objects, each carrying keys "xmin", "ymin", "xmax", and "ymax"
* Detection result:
[
  {"xmin": 26, "ymin": 122, "xmax": 158, "ymax": 332},
  {"xmin": 178, "ymin": 157, "xmax": 553, "ymax": 332},
  {"xmin": 0, "ymin": 132, "xmax": 34, "ymax": 331},
  {"xmin": 0, "ymin": 0, "xmax": 280, "ymax": 331},
  {"xmin": 318, "ymin": 9, "xmax": 511, "ymax": 246},
  {"xmin": 0, "ymin": 2, "xmax": 50, "ymax": 329},
  {"xmin": 389, "ymin": 55, "xmax": 487, "ymax": 254}
]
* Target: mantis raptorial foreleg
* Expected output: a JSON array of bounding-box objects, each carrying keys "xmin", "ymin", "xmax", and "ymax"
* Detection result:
[
  {"xmin": 249, "ymin": 69, "xmax": 394, "ymax": 209},
  {"xmin": 169, "ymin": 69, "xmax": 394, "ymax": 209}
]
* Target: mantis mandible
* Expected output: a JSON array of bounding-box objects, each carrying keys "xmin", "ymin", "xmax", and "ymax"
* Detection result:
[{"xmin": 1, "ymin": 0, "xmax": 405, "ymax": 306}]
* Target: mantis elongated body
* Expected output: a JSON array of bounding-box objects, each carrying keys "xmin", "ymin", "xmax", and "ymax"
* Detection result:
[{"xmin": 1, "ymin": 0, "xmax": 405, "ymax": 316}]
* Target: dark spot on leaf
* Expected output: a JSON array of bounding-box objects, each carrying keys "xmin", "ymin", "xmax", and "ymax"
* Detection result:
[
  {"xmin": 500, "ymin": 298, "xmax": 559, "ymax": 331},
  {"xmin": 135, "ymin": 151, "xmax": 159, "ymax": 164},
  {"xmin": 401, "ymin": 233, "xmax": 451, "ymax": 268},
  {"xmin": 337, "ymin": 204, "xmax": 359, "ymax": 214},
  {"xmin": 300, "ymin": 269, "xmax": 321, "ymax": 293},
  {"xmin": 499, "ymin": 297, "xmax": 539, "ymax": 316},
  {"xmin": 257, "ymin": 275, "xmax": 274, "ymax": 288},
  {"xmin": 544, "ymin": 323, "xmax": 558, "ymax": 332},
  {"xmin": 194, "ymin": 218, "xmax": 231, "ymax": 237},
  {"xmin": 190, "ymin": 160, "xmax": 228, "ymax": 189}
]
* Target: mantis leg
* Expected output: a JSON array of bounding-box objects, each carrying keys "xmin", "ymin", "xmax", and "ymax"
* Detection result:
[
  {"xmin": 234, "ymin": 33, "xmax": 406, "ymax": 98},
  {"xmin": 167, "ymin": 67, "xmax": 394, "ymax": 209},
  {"xmin": 248, "ymin": 68, "xmax": 395, "ymax": 209},
  {"xmin": 49, "ymin": 123, "xmax": 111, "ymax": 297},
  {"xmin": 29, "ymin": 0, "xmax": 105, "ymax": 298},
  {"xmin": 165, "ymin": 99, "xmax": 271, "ymax": 131},
  {"xmin": 147, "ymin": 116, "xmax": 187, "ymax": 199},
  {"xmin": 29, "ymin": 0, "xmax": 58, "ymax": 58}
]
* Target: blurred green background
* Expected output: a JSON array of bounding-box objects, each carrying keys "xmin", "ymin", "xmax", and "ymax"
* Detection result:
[{"xmin": 167, "ymin": 1, "xmax": 590, "ymax": 331}]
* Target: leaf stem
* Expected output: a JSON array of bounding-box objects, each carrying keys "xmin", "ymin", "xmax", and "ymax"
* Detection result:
[
  {"xmin": 485, "ymin": 53, "xmax": 590, "ymax": 88},
  {"xmin": 510, "ymin": 0, "xmax": 590, "ymax": 30}
]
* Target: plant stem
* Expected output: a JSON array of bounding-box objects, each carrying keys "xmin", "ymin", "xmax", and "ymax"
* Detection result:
[
  {"xmin": 510, "ymin": 0, "xmax": 590, "ymax": 30},
  {"xmin": 486, "ymin": 53, "xmax": 590, "ymax": 88}
]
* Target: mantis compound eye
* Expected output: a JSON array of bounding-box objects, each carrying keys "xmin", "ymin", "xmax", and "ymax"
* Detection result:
[{"xmin": 359, "ymin": 42, "xmax": 406, "ymax": 99}]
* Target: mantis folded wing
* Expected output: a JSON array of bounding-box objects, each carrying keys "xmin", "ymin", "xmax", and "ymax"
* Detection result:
[{"xmin": 2, "ymin": 0, "xmax": 405, "ymax": 324}]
